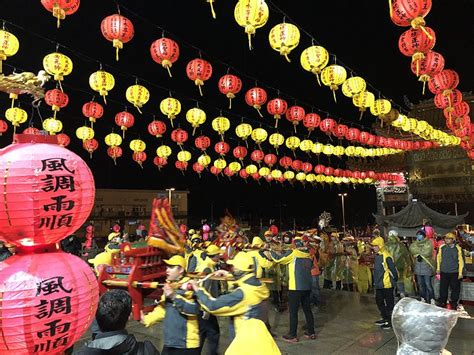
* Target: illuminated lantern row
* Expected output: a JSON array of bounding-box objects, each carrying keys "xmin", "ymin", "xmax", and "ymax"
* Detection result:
[
  {"xmin": 186, "ymin": 58, "xmax": 212, "ymax": 96},
  {"xmin": 0, "ymin": 29, "xmax": 19, "ymax": 73},
  {"xmin": 150, "ymin": 37, "xmax": 180, "ymax": 77},
  {"xmin": 41, "ymin": 0, "xmax": 80, "ymax": 28},
  {"xmin": 101, "ymin": 14, "xmax": 135, "ymax": 61},
  {"xmin": 234, "ymin": 0, "xmax": 269, "ymax": 50}
]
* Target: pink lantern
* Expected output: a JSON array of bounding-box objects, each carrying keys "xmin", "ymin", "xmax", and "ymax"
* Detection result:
[
  {"xmin": 0, "ymin": 249, "xmax": 98, "ymax": 353},
  {"xmin": 0, "ymin": 135, "xmax": 95, "ymax": 246}
]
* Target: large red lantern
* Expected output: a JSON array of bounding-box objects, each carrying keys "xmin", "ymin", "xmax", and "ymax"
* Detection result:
[
  {"xmin": 390, "ymin": 0, "xmax": 432, "ymax": 28},
  {"xmin": 0, "ymin": 119, "xmax": 8, "ymax": 136},
  {"xmin": 45, "ymin": 89, "xmax": 69, "ymax": 119},
  {"xmin": 291, "ymin": 160, "xmax": 303, "ymax": 172},
  {"xmin": 314, "ymin": 164, "xmax": 325, "ymax": 174},
  {"xmin": 434, "ymin": 89, "xmax": 462, "ymax": 110},
  {"xmin": 153, "ymin": 156, "xmax": 167, "ymax": 170},
  {"xmin": 285, "ymin": 105, "xmax": 306, "ymax": 132},
  {"xmin": 233, "ymin": 146, "xmax": 248, "ymax": 160},
  {"xmin": 302, "ymin": 162, "xmax": 313, "ymax": 173},
  {"xmin": 332, "ymin": 124, "xmax": 348, "ymax": 139},
  {"xmin": 303, "ymin": 113, "xmax": 321, "ymax": 133},
  {"xmin": 101, "ymin": 14, "xmax": 135, "ymax": 61},
  {"xmin": 186, "ymin": 58, "xmax": 213, "ymax": 96},
  {"xmin": 114, "ymin": 111, "xmax": 135, "ymax": 138},
  {"xmin": 171, "ymin": 128, "xmax": 189, "ymax": 146},
  {"xmin": 150, "ymin": 37, "xmax": 180, "ymax": 77},
  {"xmin": 0, "ymin": 249, "xmax": 98, "ymax": 353},
  {"xmin": 345, "ymin": 127, "xmax": 360, "ymax": 141},
  {"xmin": 264, "ymin": 153, "xmax": 277, "ymax": 167},
  {"xmin": 267, "ymin": 98, "xmax": 288, "ymax": 128},
  {"xmin": 82, "ymin": 101, "xmax": 104, "ymax": 127},
  {"xmin": 148, "ymin": 120, "xmax": 167, "ymax": 138},
  {"xmin": 319, "ymin": 117, "xmax": 336, "ymax": 134},
  {"xmin": 410, "ymin": 50, "xmax": 444, "ymax": 94},
  {"xmin": 133, "ymin": 151, "xmax": 147, "ymax": 168},
  {"xmin": 214, "ymin": 141, "xmax": 230, "ymax": 156},
  {"xmin": 0, "ymin": 135, "xmax": 95, "ymax": 246},
  {"xmin": 195, "ymin": 135, "xmax": 211, "ymax": 151},
  {"xmin": 83, "ymin": 138, "xmax": 99, "ymax": 159},
  {"xmin": 428, "ymin": 69, "xmax": 459, "ymax": 97},
  {"xmin": 107, "ymin": 146, "xmax": 123, "ymax": 164},
  {"xmin": 398, "ymin": 27, "xmax": 436, "ymax": 76},
  {"xmin": 41, "ymin": 0, "xmax": 80, "ymax": 28},
  {"xmin": 218, "ymin": 74, "xmax": 242, "ymax": 109},
  {"xmin": 279, "ymin": 156, "xmax": 292, "ymax": 169},
  {"xmin": 245, "ymin": 87, "xmax": 267, "ymax": 117},
  {"xmin": 250, "ymin": 149, "xmax": 264, "ymax": 163}
]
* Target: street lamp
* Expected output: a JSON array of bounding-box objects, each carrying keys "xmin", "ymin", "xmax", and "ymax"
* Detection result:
[
  {"xmin": 166, "ymin": 187, "xmax": 175, "ymax": 206},
  {"xmin": 338, "ymin": 193, "xmax": 348, "ymax": 233}
]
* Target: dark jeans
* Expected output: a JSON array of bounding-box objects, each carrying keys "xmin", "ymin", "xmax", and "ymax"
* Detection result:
[
  {"xmin": 439, "ymin": 272, "xmax": 462, "ymax": 308},
  {"xmin": 416, "ymin": 274, "xmax": 435, "ymax": 302},
  {"xmin": 199, "ymin": 313, "xmax": 219, "ymax": 355},
  {"xmin": 375, "ymin": 288, "xmax": 395, "ymax": 322},
  {"xmin": 162, "ymin": 346, "xmax": 200, "ymax": 355},
  {"xmin": 288, "ymin": 290, "xmax": 315, "ymax": 337}
]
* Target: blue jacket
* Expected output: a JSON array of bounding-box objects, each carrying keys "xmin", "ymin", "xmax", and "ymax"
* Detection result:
[{"xmin": 373, "ymin": 251, "xmax": 398, "ymax": 289}]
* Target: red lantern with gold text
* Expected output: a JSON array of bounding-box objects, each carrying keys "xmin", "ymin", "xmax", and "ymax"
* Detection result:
[
  {"xmin": 148, "ymin": 120, "xmax": 166, "ymax": 138},
  {"xmin": 279, "ymin": 156, "xmax": 292, "ymax": 169},
  {"xmin": 233, "ymin": 146, "xmax": 248, "ymax": 161},
  {"xmin": 101, "ymin": 14, "xmax": 135, "ymax": 61},
  {"xmin": 264, "ymin": 153, "xmax": 277, "ymax": 167},
  {"xmin": 245, "ymin": 87, "xmax": 267, "ymax": 117},
  {"xmin": 291, "ymin": 160, "xmax": 303, "ymax": 172},
  {"xmin": 428, "ymin": 69, "xmax": 459, "ymax": 98},
  {"xmin": 267, "ymin": 98, "xmax": 288, "ymax": 128},
  {"xmin": 250, "ymin": 149, "xmax": 264, "ymax": 164},
  {"xmin": 107, "ymin": 146, "xmax": 122, "ymax": 164},
  {"xmin": 45, "ymin": 89, "xmax": 69, "ymax": 119},
  {"xmin": 332, "ymin": 124, "xmax": 348, "ymax": 139},
  {"xmin": 214, "ymin": 141, "xmax": 230, "ymax": 156},
  {"xmin": 345, "ymin": 127, "xmax": 360, "ymax": 142},
  {"xmin": 0, "ymin": 119, "xmax": 8, "ymax": 136},
  {"xmin": 434, "ymin": 89, "xmax": 462, "ymax": 110},
  {"xmin": 133, "ymin": 151, "xmax": 147, "ymax": 168},
  {"xmin": 410, "ymin": 50, "xmax": 444, "ymax": 94},
  {"xmin": 0, "ymin": 135, "xmax": 95, "ymax": 246},
  {"xmin": 41, "ymin": 0, "xmax": 80, "ymax": 28},
  {"xmin": 115, "ymin": 111, "xmax": 135, "ymax": 138},
  {"xmin": 186, "ymin": 58, "xmax": 213, "ymax": 96},
  {"xmin": 218, "ymin": 74, "xmax": 242, "ymax": 109},
  {"xmin": 319, "ymin": 117, "xmax": 336, "ymax": 134},
  {"xmin": 83, "ymin": 138, "xmax": 99, "ymax": 159},
  {"xmin": 398, "ymin": 27, "xmax": 436, "ymax": 76},
  {"xmin": 150, "ymin": 37, "xmax": 180, "ymax": 77},
  {"xmin": 195, "ymin": 135, "xmax": 211, "ymax": 151},
  {"xmin": 153, "ymin": 156, "xmax": 167, "ymax": 170},
  {"xmin": 82, "ymin": 101, "xmax": 104, "ymax": 128},
  {"xmin": 390, "ymin": 0, "xmax": 432, "ymax": 28},
  {"xmin": 286, "ymin": 105, "xmax": 305, "ymax": 132},
  {"xmin": 302, "ymin": 162, "xmax": 313, "ymax": 173},
  {"xmin": 171, "ymin": 128, "xmax": 189, "ymax": 147},
  {"xmin": 303, "ymin": 113, "xmax": 321, "ymax": 134}
]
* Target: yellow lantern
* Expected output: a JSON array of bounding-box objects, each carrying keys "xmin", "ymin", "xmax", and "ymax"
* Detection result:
[
  {"xmin": 333, "ymin": 145, "xmax": 345, "ymax": 156},
  {"xmin": 370, "ymin": 99, "xmax": 392, "ymax": 117},
  {"xmin": 156, "ymin": 145, "xmax": 172, "ymax": 158},
  {"xmin": 296, "ymin": 172, "xmax": 307, "ymax": 182},
  {"xmin": 271, "ymin": 169, "xmax": 282, "ymax": 179},
  {"xmin": 43, "ymin": 52, "xmax": 73, "ymax": 90},
  {"xmin": 186, "ymin": 107, "xmax": 206, "ymax": 135},
  {"xmin": 345, "ymin": 146, "xmax": 355, "ymax": 156},
  {"xmin": 306, "ymin": 173, "xmax": 316, "ymax": 183},
  {"xmin": 0, "ymin": 30, "xmax": 19, "ymax": 73},
  {"xmin": 234, "ymin": 0, "xmax": 269, "ymax": 50},
  {"xmin": 299, "ymin": 139, "xmax": 313, "ymax": 153},
  {"xmin": 323, "ymin": 144, "xmax": 334, "ymax": 156},
  {"xmin": 129, "ymin": 139, "xmax": 146, "ymax": 152},
  {"xmin": 342, "ymin": 76, "xmax": 366, "ymax": 98},
  {"xmin": 229, "ymin": 161, "xmax": 242, "ymax": 173},
  {"xmin": 42, "ymin": 118, "xmax": 63, "ymax": 135},
  {"xmin": 321, "ymin": 64, "xmax": 347, "ymax": 102},
  {"xmin": 105, "ymin": 132, "xmax": 122, "ymax": 147},
  {"xmin": 285, "ymin": 136, "xmax": 301, "ymax": 151},
  {"xmin": 212, "ymin": 116, "xmax": 230, "ymax": 140},
  {"xmin": 311, "ymin": 142, "xmax": 324, "ymax": 154},
  {"xmin": 283, "ymin": 171, "xmax": 295, "ymax": 180},
  {"xmin": 5, "ymin": 107, "xmax": 27, "ymax": 133},
  {"xmin": 269, "ymin": 133, "xmax": 285, "ymax": 152},
  {"xmin": 268, "ymin": 23, "xmax": 300, "ymax": 62},
  {"xmin": 214, "ymin": 158, "xmax": 227, "ymax": 170},
  {"xmin": 177, "ymin": 150, "xmax": 192, "ymax": 162},
  {"xmin": 245, "ymin": 164, "xmax": 258, "ymax": 174},
  {"xmin": 353, "ymin": 91, "xmax": 375, "ymax": 119},
  {"xmin": 300, "ymin": 45, "xmax": 329, "ymax": 86},
  {"xmin": 251, "ymin": 128, "xmax": 268, "ymax": 145},
  {"xmin": 160, "ymin": 97, "xmax": 181, "ymax": 127},
  {"xmin": 89, "ymin": 70, "xmax": 115, "ymax": 104},
  {"xmin": 258, "ymin": 166, "xmax": 270, "ymax": 177},
  {"xmin": 76, "ymin": 126, "xmax": 94, "ymax": 141},
  {"xmin": 126, "ymin": 84, "xmax": 150, "ymax": 113},
  {"xmin": 198, "ymin": 154, "xmax": 211, "ymax": 167}
]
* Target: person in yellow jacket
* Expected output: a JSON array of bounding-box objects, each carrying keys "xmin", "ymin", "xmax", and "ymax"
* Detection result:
[
  {"xmin": 269, "ymin": 237, "xmax": 315, "ymax": 342},
  {"xmin": 142, "ymin": 255, "xmax": 200, "ymax": 355},
  {"xmin": 185, "ymin": 252, "xmax": 281, "ymax": 355}
]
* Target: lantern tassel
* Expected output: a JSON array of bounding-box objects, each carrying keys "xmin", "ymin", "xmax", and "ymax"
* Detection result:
[
  {"xmin": 165, "ymin": 65, "xmax": 172, "ymax": 78},
  {"xmin": 209, "ymin": 0, "xmax": 216, "ymax": 19}
]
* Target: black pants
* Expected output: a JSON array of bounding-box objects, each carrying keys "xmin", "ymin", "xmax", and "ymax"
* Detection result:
[
  {"xmin": 288, "ymin": 290, "xmax": 315, "ymax": 337},
  {"xmin": 375, "ymin": 288, "xmax": 394, "ymax": 322},
  {"xmin": 162, "ymin": 346, "xmax": 201, "ymax": 355},
  {"xmin": 439, "ymin": 272, "xmax": 462, "ymax": 308},
  {"xmin": 199, "ymin": 313, "xmax": 220, "ymax": 355}
]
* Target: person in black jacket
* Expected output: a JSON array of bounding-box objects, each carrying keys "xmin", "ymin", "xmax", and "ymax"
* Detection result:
[{"xmin": 75, "ymin": 289, "xmax": 160, "ymax": 355}]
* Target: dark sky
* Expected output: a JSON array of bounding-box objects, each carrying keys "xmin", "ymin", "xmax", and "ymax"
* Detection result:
[{"xmin": 0, "ymin": 0, "xmax": 473, "ymax": 228}]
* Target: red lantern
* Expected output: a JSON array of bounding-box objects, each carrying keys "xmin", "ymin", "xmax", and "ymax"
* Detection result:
[
  {"xmin": 358, "ymin": 131, "xmax": 370, "ymax": 145},
  {"xmin": 218, "ymin": 74, "xmax": 242, "ymax": 109},
  {"xmin": 398, "ymin": 27, "xmax": 436, "ymax": 76},
  {"xmin": 193, "ymin": 162, "xmax": 205, "ymax": 175},
  {"xmin": 210, "ymin": 166, "xmax": 221, "ymax": 176},
  {"xmin": 0, "ymin": 119, "xmax": 8, "ymax": 135},
  {"xmin": 101, "ymin": 14, "xmax": 135, "ymax": 61},
  {"xmin": 245, "ymin": 87, "xmax": 267, "ymax": 117},
  {"xmin": 434, "ymin": 89, "xmax": 462, "ymax": 109},
  {"xmin": 115, "ymin": 111, "xmax": 135, "ymax": 138},
  {"xmin": 410, "ymin": 50, "xmax": 444, "ymax": 94},
  {"xmin": 0, "ymin": 135, "xmax": 95, "ymax": 246},
  {"xmin": 186, "ymin": 58, "xmax": 213, "ymax": 96},
  {"xmin": 314, "ymin": 164, "xmax": 325, "ymax": 174},
  {"xmin": 324, "ymin": 167, "xmax": 334, "ymax": 176},
  {"xmin": 82, "ymin": 101, "xmax": 104, "ymax": 127},
  {"xmin": 250, "ymin": 149, "xmax": 264, "ymax": 163},
  {"xmin": 150, "ymin": 37, "xmax": 180, "ymax": 77},
  {"xmin": 148, "ymin": 120, "xmax": 167, "ymax": 138},
  {"xmin": 214, "ymin": 141, "xmax": 230, "ymax": 156},
  {"xmin": 23, "ymin": 126, "xmax": 40, "ymax": 135},
  {"xmin": 345, "ymin": 127, "xmax": 360, "ymax": 141},
  {"xmin": 233, "ymin": 146, "xmax": 248, "ymax": 160},
  {"xmin": 319, "ymin": 117, "xmax": 336, "ymax": 133},
  {"xmin": 107, "ymin": 146, "xmax": 123, "ymax": 164},
  {"xmin": 153, "ymin": 156, "xmax": 167, "ymax": 169},
  {"xmin": 83, "ymin": 138, "xmax": 99, "ymax": 159},
  {"xmin": 303, "ymin": 113, "xmax": 321, "ymax": 133},
  {"xmin": 285, "ymin": 105, "xmax": 306, "ymax": 132},
  {"xmin": 390, "ymin": 0, "xmax": 432, "ymax": 28},
  {"xmin": 56, "ymin": 133, "xmax": 70, "ymax": 147},
  {"xmin": 332, "ymin": 124, "xmax": 348, "ymax": 138},
  {"xmin": 195, "ymin": 135, "xmax": 211, "ymax": 151},
  {"xmin": 267, "ymin": 98, "xmax": 288, "ymax": 128},
  {"xmin": 264, "ymin": 153, "xmax": 277, "ymax": 167},
  {"xmin": 133, "ymin": 151, "xmax": 147, "ymax": 168},
  {"xmin": 171, "ymin": 128, "xmax": 189, "ymax": 146},
  {"xmin": 279, "ymin": 156, "xmax": 293, "ymax": 169},
  {"xmin": 291, "ymin": 160, "xmax": 303, "ymax": 172},
  {"xmin": 428, "ymin": 69, "xmax": 459, "ymax": 96},
  {"xmin": 239, "ymin": 169, "xmax": 249, "ymax": 179},
  {"xmin": 302, "ymin": 162, "xmax": 313, "ymax": 173},
  {"xmin": 45, "ymin": 89, "xmax": 69, "ymax": 119},
  {"xmin": 41, "ymin": 0, "xmax": 80, "ymax": 28},
  {"xmin": 0, "ymin": 250, "xmax": 98, "ymax": 353}
]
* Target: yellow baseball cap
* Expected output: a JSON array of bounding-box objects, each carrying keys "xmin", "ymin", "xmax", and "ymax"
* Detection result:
[
  {"xmin": 227, "ymin": 252, "xmax": 254, "ymax": 272},
  {"xmin": 164, "ymin": 255, "xmax": 186, "ymax": 268},
  {"xmin": 206, "ymin": 244, "xmax": 224, "ymax": 256}
]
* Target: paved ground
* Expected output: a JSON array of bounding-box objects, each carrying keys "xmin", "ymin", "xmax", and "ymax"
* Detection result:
[{"xmin": 76, "ymin": 289, "xmax": 474, "ymax": 354}]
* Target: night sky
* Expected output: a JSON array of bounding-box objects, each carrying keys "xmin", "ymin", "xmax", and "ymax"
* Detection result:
[{"xmin": 1, "ymin": 0, "xmax": 473, "ymax": 228}]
